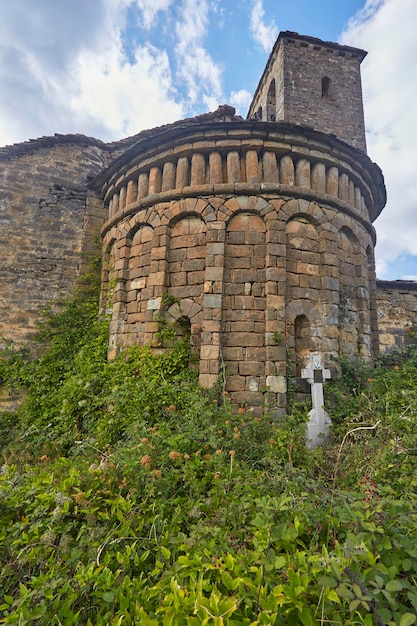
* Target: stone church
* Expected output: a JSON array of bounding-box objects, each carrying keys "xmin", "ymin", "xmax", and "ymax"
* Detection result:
[{"xmin": 1, "ymin": 31, "xmax": 416, "ymax": 413}]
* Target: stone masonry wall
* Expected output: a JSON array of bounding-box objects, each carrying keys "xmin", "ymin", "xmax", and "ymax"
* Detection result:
[
  {"xmin": 248, "ymin": 32, "xmax": 367, "ymax": 152},
  {"xmin": 0, "ymin": 139, "xmax": 108, "ymax": 345},
  {"xmin": 99, "ymin": 119, "xmax": 385, "ymax": 412},
  {"xmin": 376, "ymin": 281, "xmax": 417, "ymax": 352}
]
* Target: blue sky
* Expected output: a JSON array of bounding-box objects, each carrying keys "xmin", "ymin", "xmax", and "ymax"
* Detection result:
[{"xmin": 0, "ymin": 0, "xmax": 416, "ymax": 281}]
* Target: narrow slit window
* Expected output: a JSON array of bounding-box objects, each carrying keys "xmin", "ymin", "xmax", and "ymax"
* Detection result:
[
  {"xmin": 322, "ymin": 76, "xmax": 331, "ymax": 97},
  {"xmin": 267, "ymin": 79, "xmax": 276, "ymax": 121}
]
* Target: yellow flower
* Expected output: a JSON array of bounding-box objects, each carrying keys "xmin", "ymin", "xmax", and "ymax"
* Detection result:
[
  {"xmin": 168, "ymin": 451, "xmax": 181, "ymax": 461},
  {"xmin": 229, "ymin": 450, "xmax": 236, "ymax": 456},
  {"xmin": 214, "ymin": 473, "xmax": 221, "ymax": 480},
  {"xmin": 184, "ymin": 453, "xmax": 190, "ymax": 460},
  {"xmin": 203, "ymin": 454, "xmax": 212, "ymax": 460},
  {"xmin": 140, "ymin": 437, "xmax": 149, "ymax": 444},
  {"xmin": 215, "ymin": 449, "xmax": 223, "ymax": 455},
  {"xmin": 153, "ymin": 469, "xmax": 162, "ymax": 478}
]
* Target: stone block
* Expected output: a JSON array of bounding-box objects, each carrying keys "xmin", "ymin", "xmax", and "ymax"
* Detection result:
[
  {"xmin": 322, "ymin": 277, "xmax": 339, "ymax": 291},
  {"xmin": 130, "ymin": 277, "xmax": 146, "ymax": 290},
  {"xmin": 234, "ymin": 295, "xmax": 254, "ymax": 310},
  {"xmin": 148, "ymin": 272, "xmax": 166, "ymax": 286},
  {"xmin": 226, "ymin": 375, "xmax": 246, "ymax": 391},
  {"xmin": 266, "ymin": 375, "xmax": 287, "ymax": 393},
  {"xmin": 199, "ymin": 373, "xmax": 218, "ymax": 388},
  {"xmin": 205, "ymin": 266, "xmax": 223, "ymax": 281},
  {"xmin": 222, "ymin": 346, "xmax": 246, "ymax": 361},
  {"xmin": 200, "ymin": 344, "xmax": 220, "ymax": 360},
  {"xmin": 223, "ymin": 332, "xmax": 264, "ymax": 347},
  {"xmin": 204, "ymin": 294, "xmax": 222, "ymax": 308},
  {"xmin": 239, "ymin": 361, "xmax": 264, "ymax": 376},
  {"xmin": 147, "ymin": 297, "xmax": 162, "ymax": 310}
]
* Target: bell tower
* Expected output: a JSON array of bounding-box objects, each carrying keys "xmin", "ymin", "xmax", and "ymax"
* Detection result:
[{"xmin": 248, "ymin": 31, "xmax": 368, "ymax": 153}]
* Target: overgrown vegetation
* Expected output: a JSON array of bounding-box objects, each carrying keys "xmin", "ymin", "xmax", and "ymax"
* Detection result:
[{"xmin": 1, "ymin": 284, "xmax": 417, "ymax": 625}]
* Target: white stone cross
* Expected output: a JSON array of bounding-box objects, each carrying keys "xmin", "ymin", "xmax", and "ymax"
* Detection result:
[{"xmin": 301, "ymin": 355, "xmax": 332, "ymax": 447}]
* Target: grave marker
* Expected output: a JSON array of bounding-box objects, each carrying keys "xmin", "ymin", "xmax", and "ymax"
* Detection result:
[{"xmin": 301, "ymin": 355, "xmax": 332, "ymax": 447}]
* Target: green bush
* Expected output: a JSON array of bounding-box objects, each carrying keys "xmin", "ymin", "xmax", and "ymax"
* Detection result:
[{"xmin": 1, "ymin": 284, "xmax": 417, "ymax": 624}]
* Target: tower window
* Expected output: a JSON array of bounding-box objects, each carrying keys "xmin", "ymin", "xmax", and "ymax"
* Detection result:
[
  {"xmin": 267, "ymin": 79, "xmax": 276, "ymax": 121},
  {"xmin": 321, "ymin": 76, "xmax": 331, "ymax": 97}
]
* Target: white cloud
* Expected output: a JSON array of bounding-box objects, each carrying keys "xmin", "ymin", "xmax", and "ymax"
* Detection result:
[
  {"xmin": 134, "ymin": 0, "xmax": 173, "ymax": 29},
  {"xmin": 341, "ymin": 0, "xmax": 417, "ymax": 278},
  {"xmin": 72, "ymin": 42, "xmax": 183, "ymax": 139},
  {"xmin": 174, "ymin": 0, "xmax": 224, "ymax": 112},
  {"xmin": 250, "ymin": 0, "xmax": 278, "ymax": 53},
  {"xmin": 0, "ymin": 0, "xmax": 186, "ymax": 145},
  {"xmin": 230, "ymin": 89, "xmax": 252, "ymax": 116}
]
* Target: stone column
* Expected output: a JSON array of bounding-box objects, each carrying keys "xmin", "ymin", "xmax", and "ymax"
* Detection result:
[
  {"xmin": 138, "ymin": 172, "xmax": 149, "ymax": 199},
  {"xmin": 126, "ymin": 179, "xmax": 138, "ymax": 205}
]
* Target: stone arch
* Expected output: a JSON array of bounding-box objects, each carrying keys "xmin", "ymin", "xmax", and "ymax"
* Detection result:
[
  {"xmin": 285, "ymin": 300, "xmax": 321, "ymax": 376},
  {"xmin": 127, "ymin": 224, "xmax": 154, "ymax": 279},
  {"xmin": 222, "ymin": 212, "xmax": 267, "ymax": 407},
  {"xmin": 286, "ymin": 214, "xmax": 321, "ymax": 303},
  {"xmin": 165, "ymin": 297, "xmax": 203, "ymax": 358},
  {"xmin": 123, "ymin": 224, "xmax": 155, "ymax": 336},
  {"xmin": 281, "ymin": 199, "xmax": 327, "ymax": 227}
]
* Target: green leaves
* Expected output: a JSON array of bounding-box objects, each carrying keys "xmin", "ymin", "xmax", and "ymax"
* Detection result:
[{"xmin": 2, "ymin": 276, "xmax": 417, "ymax": 624}]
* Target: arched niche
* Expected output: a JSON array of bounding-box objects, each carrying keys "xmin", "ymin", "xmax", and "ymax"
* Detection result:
[
  {"xmin": 222, "ymin": 212, "xmax": 266, "ymax": 405},
  {"xmin": 338, "ymin": 226, "xmax": 361, "ymax": 356},
  {"xmin": 168, "ymin": 215, "xmax": 206, "ymax": 305},
  {"xmin": 126, "ymin": 224, "xmax": 154, "ymax": 318},
  {"xmin": 286, "ymin": 216, "xmax": 321, "ymax": 301}
]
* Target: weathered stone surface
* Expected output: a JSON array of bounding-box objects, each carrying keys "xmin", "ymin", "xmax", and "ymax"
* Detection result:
[
  {"xmin": 2, "ymin": 35, "xmax": 403, "ymax": 419},
  {"xmin": 0, "ymin": 140, "xmax": 107, "ymax": 345}
]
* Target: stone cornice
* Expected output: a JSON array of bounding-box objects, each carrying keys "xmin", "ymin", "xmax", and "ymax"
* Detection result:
[{"xmin": 96, "ymin": 120, "xmax": 386, "ymax": 226}]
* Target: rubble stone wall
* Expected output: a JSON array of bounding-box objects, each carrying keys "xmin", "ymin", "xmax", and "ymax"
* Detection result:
[
  {"xmin": 376, "ymin": 281, "xmax": 417, "ymax": 352},
  {"xmin": 248, "ymin": 32, "xmax": 367, "ymax": 152},
  {"xmin": 0, "ymin": 138, "xmax": 108, "ymax": 345}
]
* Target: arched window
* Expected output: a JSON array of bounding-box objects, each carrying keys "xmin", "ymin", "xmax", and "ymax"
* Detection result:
[
  {"xmin": 321, "ymin": 76, "xmax": 331, "ymax": 97},
  {"xmin": 267, "ymin": 79, "xmax": 276, "ymax": 121}
]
